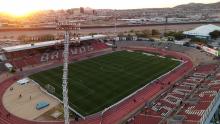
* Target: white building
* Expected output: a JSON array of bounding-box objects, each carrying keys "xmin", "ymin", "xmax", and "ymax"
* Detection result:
[{"xmin": 183, "ymin": 24, "xmax": 220, "ymax": 40}]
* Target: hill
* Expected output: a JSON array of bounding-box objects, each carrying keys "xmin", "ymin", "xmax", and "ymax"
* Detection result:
[{"xmin": 174, "ymin": 1, "xmax": 220, "ymax": 10}]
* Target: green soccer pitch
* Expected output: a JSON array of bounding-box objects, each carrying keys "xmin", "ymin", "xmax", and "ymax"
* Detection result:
[{"xmin": 29, "ymin": 50, "xmax": 180, "ymax": 116}]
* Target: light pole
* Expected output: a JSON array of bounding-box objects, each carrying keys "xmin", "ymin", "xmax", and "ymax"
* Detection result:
[
  {"xmin": 112, "ymin": 9, "xmax": 117, "ymax": 51},
  {"xmin": 57, "ymin": 21, "xmax": 80, "ymax": 124}
]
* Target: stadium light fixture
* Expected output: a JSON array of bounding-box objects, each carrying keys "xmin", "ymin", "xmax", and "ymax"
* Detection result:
[{"xmin": 56, "ymin": 20, "xmax": 80, "ymax": 124}]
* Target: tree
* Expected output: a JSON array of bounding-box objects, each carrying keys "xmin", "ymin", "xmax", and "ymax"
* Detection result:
[
  {"xmin": 190, "ymin": 38, "xmax": 207, "ymax": 45},
  {"xmin": 3, "ymin": 36, "xmax": 8, "ymax": 39},
  {"xmin": 152, "ymin": 29, "xmax": 160, "ymax": 36},
  {"xmin": 39, "ymin": 34, "xmax": 55, "ymax": 41},
  {"xmin": 66, "ymin": 9, "xmax": 74, "ymax": 15},
  {"xmin": 165, "ymin": 31, "xmax": 185, "ymax": 40},
  {"xmin": 129, "ymin": 29, "xmax": 135, "ymax": 33},
  {"xmin": 142, "ymin": 30, "xmax": 151, "ymax": 36},
  {"xmin": 209, "ymin": 30, "xmax": 220, "ymax": 39},
  {"xmin": 89, "ymin": 33, "xmax": 98, "ymax": 36},
  {"xmin": 117, "ymin": 32, "xmax": 124, "ymax": 37},
  {"xmin": 135, "ymin": 30, "xmax": 150, "ymax": 38},
  {"xmin": 134, "ymin": 29, "xmax": 151, "ymax": 38},
  {"xmin": 18, "ymin": 35, "xmax": 27, "ymax": 41}
]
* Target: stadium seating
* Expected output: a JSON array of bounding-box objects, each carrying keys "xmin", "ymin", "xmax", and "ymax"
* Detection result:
[
  {"xmin": 5, "ymin": 40, "xmax": 108, "ymax": 69},
  {"xmin": 133, "ymin": 114, "xmax": 162, "ymax": 124},
  {"xmin": 127, "ymin": 63, "xmax": 219, "ymax": 124},
  {"xmin": 0, "ymin": 63, "xmax": 7, "ymax": 74},
  {"xmin": 1, "ymin": 45, "xmax": 204, "ymax": 124}
]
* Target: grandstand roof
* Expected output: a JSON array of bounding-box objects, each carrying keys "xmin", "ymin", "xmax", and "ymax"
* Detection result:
[
  {"xmin": 183, "ymin": 24, "xmax": 220, "ymax": 37},
  {"xmin": 2, "ymin": 34, "xmax": 107, "ymax": 52},
  {"xmin": 2, "ymin": 40, "xmax": 62, "ymax": 53},
  {"xmin": 73, "ymin": 34, "xmax": 107, "ymax": 41}
]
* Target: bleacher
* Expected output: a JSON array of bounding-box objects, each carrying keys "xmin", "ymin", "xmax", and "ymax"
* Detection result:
[
  {"xmin": 125, "ymin": 64, "xmax": 220, "ymax": 124},
  {"xmin": 1, "ymin": 35, "xmax": 108, "ymax": 70},
  {"xmin": 0, "ymin": 62, "xmax": 7, "ymax": 74}
]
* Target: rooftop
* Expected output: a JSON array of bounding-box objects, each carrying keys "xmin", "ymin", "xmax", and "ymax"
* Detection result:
[
  {"xmin": 183, "ymin": 24, "xmax": 220, "ymax": 37},
  {"xmin": 2, "ymin": 34, "xmax": 107, "ymax": 53}
]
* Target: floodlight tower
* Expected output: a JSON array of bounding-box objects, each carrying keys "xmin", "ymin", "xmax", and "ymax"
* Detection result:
[
  {"xmin": 164, "ymin": 16, "xmax": 168, "ymax": 37},
  {"xmin": 57, "ymin": 21, "xmax": 80, "ymax": 124},
  {"xmin": 112, "ymin": 10, "xmax": 117, "ymax": 51},
  {"xmin": 114, "ymin": 10, "xmax": 117, "ymax": 36}
]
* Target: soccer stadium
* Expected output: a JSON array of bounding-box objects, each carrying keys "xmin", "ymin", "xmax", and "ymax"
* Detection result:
[
  {"xmin": 1, "ymin": 0, "xmax": 220, "ymax": 124},
  {"xmin": 29, "ymin": 50, "xmax": 180, "ymax": 116},
  {"xmin": 0, "ymin": 33, "xmax": 220, "ymax": 124}
]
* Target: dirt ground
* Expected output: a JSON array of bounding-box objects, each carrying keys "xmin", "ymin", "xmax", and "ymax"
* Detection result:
[
  {"xmin": 1, "ymin": 23, "xmax": 220, "ymax": 40},
  {"xmin": 2, "ymin": 80, "xmax": 60, "ymax": 120}
]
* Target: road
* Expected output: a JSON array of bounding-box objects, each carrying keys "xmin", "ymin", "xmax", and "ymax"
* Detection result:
[{"xmin": 0, "ymin": 22, "xmax": 220, "ymax": 39}]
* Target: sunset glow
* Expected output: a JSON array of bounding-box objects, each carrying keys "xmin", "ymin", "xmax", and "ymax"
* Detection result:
[
  {"xmin": 0, "ymin": 0, "xmax": 39, "ymax": 16},
  {"xmin": 0, "ymin": 0, "xmax": 219, "ymax": 16},
  {"xmin": 3, "ymin": 9, "xmax": 34, "ymax": 17}
]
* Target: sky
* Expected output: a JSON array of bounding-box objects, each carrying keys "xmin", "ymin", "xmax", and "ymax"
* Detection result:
[{"xmin": 0, "ymin": 0, "xmax": 219, "ymax": 16}]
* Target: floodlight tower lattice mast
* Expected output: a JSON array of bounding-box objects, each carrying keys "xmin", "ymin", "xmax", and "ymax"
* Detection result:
[
  {"xmin": 57, "ymin": 21, "xmax": 80, "ymax": 124},
  {"xmin": 113, "ymin": 10, "xmax": 117, "ymax": 51},
  {"xmin": 114, "ymin": 10, "xmax": 117, "ymax": 36},
  {"xmin": 164, "ymin": 16, "xmax": 168, "ymax": 37}
]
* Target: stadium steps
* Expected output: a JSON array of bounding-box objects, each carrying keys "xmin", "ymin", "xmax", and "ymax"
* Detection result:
[
  {"xmin": 132, "ymin": 115, "xmax": 162, "ymax": 124},
  {"xmin": 0, "ymin": 117, "xmax": 11, "ymax": 124}
]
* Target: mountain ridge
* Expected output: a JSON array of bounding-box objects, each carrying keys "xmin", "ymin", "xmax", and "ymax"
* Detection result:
[{"xmin": 174, "ymin": 1, "xmax": 220, "ymax": 10}]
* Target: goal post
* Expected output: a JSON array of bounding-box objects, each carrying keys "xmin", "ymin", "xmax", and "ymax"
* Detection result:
[{"xmin": 45, "ymin": 84, "xmax": 55, "ymax": 94}]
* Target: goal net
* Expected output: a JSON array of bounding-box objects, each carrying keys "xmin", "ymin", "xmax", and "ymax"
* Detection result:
[{"xmin": 45, "ymin": 84, "xmax": 55, "ymax": 94}]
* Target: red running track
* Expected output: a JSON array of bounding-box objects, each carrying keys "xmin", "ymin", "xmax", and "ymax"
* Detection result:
[{"xmin": 0, "ymin": 47, "xmax": 193, "ymax": 124}]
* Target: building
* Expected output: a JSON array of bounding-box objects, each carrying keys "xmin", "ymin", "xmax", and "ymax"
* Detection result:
[
  {"xmin": 183, "ymin": 24, "xmax": 220, "ymax": 40},
  {"xmin": 80, "ymin": 7, "xmax": 84, "ymax": 14}
]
